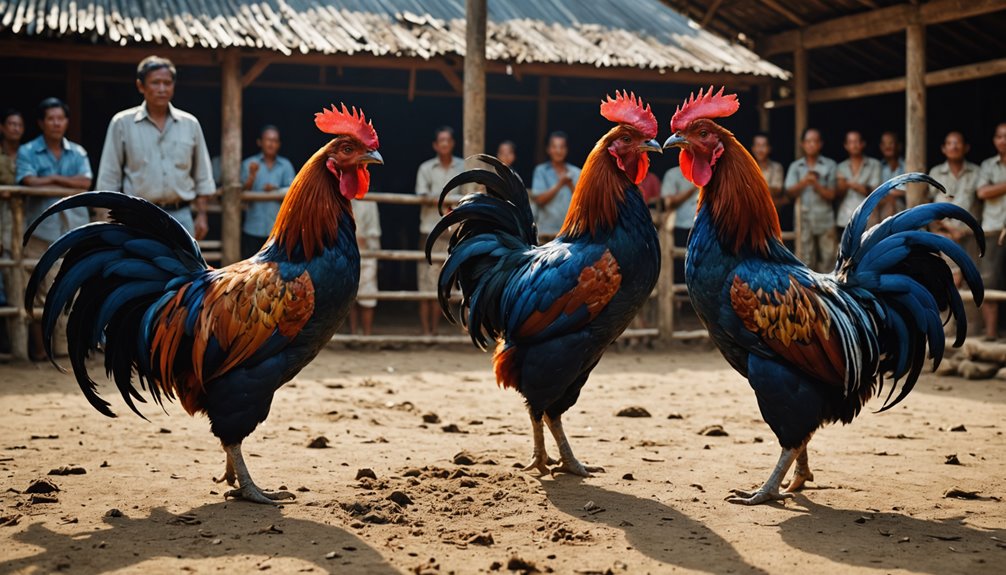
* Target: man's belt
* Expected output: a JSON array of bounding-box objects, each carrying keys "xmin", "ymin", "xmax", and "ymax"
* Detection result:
[{"xmin": 154, "ymin": 199, "xmax": 191, "ymax": 211}]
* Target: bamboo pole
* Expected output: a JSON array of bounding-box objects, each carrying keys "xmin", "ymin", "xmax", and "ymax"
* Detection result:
[
  {"xmin": 793, "ymin": 39, "xmax": 808, "ymax": 159},
  {"xmin": 463, "ymin": 0, "xmax": 487, "ymax": 162},
  {"xmin": 8, "ymin": 196, "xmax": 27, "ymax": 361},
  {"xmin": 657, "ymin": 211, "xmax": 676, "ymax": 343},
  {"xmin": 905, "ymin": 17, "xmax": 927, "ymax": 208},
  {"xmin": 221, "ymin": 50, "xmax": 243, "ymax": 265}
]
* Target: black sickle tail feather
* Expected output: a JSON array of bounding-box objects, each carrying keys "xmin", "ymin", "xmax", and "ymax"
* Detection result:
[
  {"xmin": 838, "ymin": 173, "xmax": 984, "ymax": 413},
  {"xmin": 424, "ymin": 154, "xmax": 537, "ymax": 349},
  {"xmin": 23, "ymin": 191, "xmax": 207, "ymax": 418}
]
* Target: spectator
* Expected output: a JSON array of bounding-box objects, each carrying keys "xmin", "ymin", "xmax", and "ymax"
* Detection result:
[
  {"xmin": 751, "ymin": 133, "xmax": 787, "ymax": 233},
  {"xmin": 96, "ymin": 55, "xmax": 215, "ymax": 239},
  {"xmin": 835, "ymin": 130, "xmax": 882, "ymax": 233},
  {"xmin": 928, "ymin": 131, "xmax": 981, "ymax": 286},
  {"xmin": 531, "ymin": 131, "xmax": 580, "ymax": 241},
  {"xmin": 350, "ymin": 199, "xmax": 382, "ymax": 335},
  {"xmin": 496, "ymin": 140, "xmax": 516, "ymax": 168},
  {"xmin": 785, "ymin": 128, "xmax": 837, "ymax": 272},
  {"xmin": 0, "ymin": 108, "xmax": 25, "ymax": 355},
  {"xmin": 17, "ymin": 97, "xmax": 92, "ymax": 360},
  {"xmin": 240, "ymin": 125, "xmax": 295, "ymax": 258},
  {"xmin": 416, "ymin": 126, "xmax": 464, "ymax": 336},
  {"xmin": 878, "ymin": 131, "xmax": 906, "ymax": 220},
  {"xmin": 976, "ymin": 122, "xmax": 1006, "ymax": 341},
  {"xmin": 662, "ymin": 163, "xmax": 698, "ymax": 282}
]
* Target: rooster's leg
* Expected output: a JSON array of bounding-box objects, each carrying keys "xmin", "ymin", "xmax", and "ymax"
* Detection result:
[
  {"xmin": 221, "ymin": 443, "xmax": 296, "ymax": 505},
  {"xmin": 545, "ymin": 414, "xmax": 604, "ymax": 477},
  {"xmin": 213, "ymin": 450, "xmax": 237, "ymax": 487},
  {"xmin": 727, "ymin": 445, "xmax": 801, "ymax": 505},
  {"xmin": 522, "ymin": 412, "xmax": 556, "ymax": 475},
  {"xmin": 782, "ymin": 443, "xmax": 815, "ymax": 492}
]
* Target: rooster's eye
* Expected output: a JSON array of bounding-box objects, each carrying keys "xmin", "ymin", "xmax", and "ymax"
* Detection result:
[
  {"xmin": 343, "ymin": 146, "xmax": 353, "ymax": 154},
  {"xmin": 699, "ymin": 130, "xmax": 708, "ymax": 138},
  {"xmin": 621, "ymin": 136, "xmax": 631, "ymax": 143}
]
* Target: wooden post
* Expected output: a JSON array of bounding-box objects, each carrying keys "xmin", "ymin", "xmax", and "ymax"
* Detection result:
[
  {"xmin": 66, "ymin": 61, "xmax": 82, "ymax": 144},
  {"xmin": 657, "ymin": 213, "xmax": 675, "ymax": 343},
  {"xmin": 535, "ymin": 76, "xmax": 550, "ymax": 164},
  {"xmin": 793, "ymin": 40, "xmax": 808, "ymax": 159},
  {"xmin": 905, "ymin": 16, "xmax": 927, "ymax": 208},
  {"xmin": 8, "ymin": 196, "xmax": 27, "ymax": 361},
  {"xmin": 757, "ymin": 83, "xmax": 772, "ymax": 134},
  {"xmin": 221, "ymin": 50, "xmax": 242, "ymax": 265},
  {"xmin": 463, "ymin": 0, "xmax": 487, "ymax": 161}
]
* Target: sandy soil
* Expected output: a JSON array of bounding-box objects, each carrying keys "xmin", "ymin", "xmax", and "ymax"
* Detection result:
[{"xmin": 1, "ymin": 342, "xmax": 1003, "ymax": 574}]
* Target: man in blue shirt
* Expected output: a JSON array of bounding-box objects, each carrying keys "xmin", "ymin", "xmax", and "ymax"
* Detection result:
[
  {"xmin": 16, "ymin": 97, "xmax": 92, "ymax": 360},
  {"xmin": 531, "ymin": 131, "xmax": 581, "ymax": 241},
  {"xmin": 240, "ymin": 125, "xmax": 296, "ymax": 258}
]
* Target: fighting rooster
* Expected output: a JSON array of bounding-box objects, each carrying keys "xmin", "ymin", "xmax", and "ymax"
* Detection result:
[
  {"xmin": 24, "ymin": 104, "xmax": 383, "ymax": 504},
  {"xmin": 427, "ymin": 92, "xmax": 661, "ymax": 476},
  {"xmin": 663, "ymin": 87, "xmax": 984, "ymax": 504}
]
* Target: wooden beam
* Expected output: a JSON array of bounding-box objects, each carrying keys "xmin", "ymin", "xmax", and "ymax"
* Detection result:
[
  {"xmin": 0, "ymin": 39, "xmax": 216, "ymax": 65},
  {"xmin": 793, "ymin": 41, "xmax": 808, "ymax": 159},
  {"xmin": 463, "ymin": 0, "xmax": 487, "ymax": 162},
  {"xmin": 437, "ymin": 62, "xmax": 464, "ymax": 94},
  {"xmin": 220, "ymin": 50, "xmax": 242, "ymax": 266},
  {"xmin": 760, "ymin": 0, "xmax": 1006, "ymax": 56},
  {"xmin": 241, "ymin": 58, "xmax": 272, "ymax": 88},
  {"xmin": 700, "ymin": 0, "xmax": 725, "ymax": 28},
  {"xmin": 65, "ymin": 61, "xmax": 82, "ymax": 143},
  {"xmin": 535, "ymin": 76, "xmax": 550, "ymax": 165},
  {"xmin": 764, "ymin": 55, "xmax": 1006, "ymax": 107},
  {"xmin": 759, "ymin": 0, "xmax": 806, "ymax": 26},
  {"xmin": 905, "ymin": 20, "xmax": 926, "ymax": 209},
  {"xmin": 407, "ymin": 67, "xmax": 417, "ymax": 102},
  {"xmin": 757, "ymin": 83, "xmax": 771, "ymax": 133}
]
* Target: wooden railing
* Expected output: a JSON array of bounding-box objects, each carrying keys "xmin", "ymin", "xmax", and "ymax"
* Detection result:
[{"xmin": 0, "ymin": 186, "xmax": 700, "ymax": 360}]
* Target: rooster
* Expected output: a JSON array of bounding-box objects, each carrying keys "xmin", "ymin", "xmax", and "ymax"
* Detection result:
[
  {"xmin": 662, "ymin": 87, "xmax": 984, "ymax": 504},
  {"xmin": 427, "ymin": 92, "xmax": 662, "ymax": 476},
  {"xmin": 24, "ymin": 104, "xmax": 383, "ymax": 504}
]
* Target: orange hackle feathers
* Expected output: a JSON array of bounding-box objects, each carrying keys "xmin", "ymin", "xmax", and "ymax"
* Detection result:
[
  {"xmin": 600, "ymin": 91, "xmax": 657, "ymax": 139},
  {"xmin": 315, "ymin": 103, "xmax": 379, "ymax": 149},
  {"xmin": 670, "ymin": 86, "xmax": 740, "ymax": 133},
  {"xmin": 268, "ymin": 146, "xmax": 344, "ymax": 260}
]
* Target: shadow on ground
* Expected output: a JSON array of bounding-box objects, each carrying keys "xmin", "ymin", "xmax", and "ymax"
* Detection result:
[
  {"xmin": 541, "ymin": 478, "xmax": 769, "ymax": 574},
  {"xmin": 2, "ymin": 502, "xmax": 399, "ymax": 574}
]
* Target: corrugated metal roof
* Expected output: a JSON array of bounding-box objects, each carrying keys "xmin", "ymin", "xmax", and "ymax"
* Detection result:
[{"xmin": 0, "ymin": 0, "xmax": 788, "ymax": 78}]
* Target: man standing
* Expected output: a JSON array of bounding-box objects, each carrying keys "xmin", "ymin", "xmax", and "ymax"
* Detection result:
[
  {"xmin": 96, "ymin": 56, "xmax": 215, "ymax": 239},
  {"xmin": 976, "ymin": 123, "xmax": 1006, "ymax": 341},
  {"xmin": 531, "ymin": 131, "xmax": 581, "ymax": 241},
  {"xmin": 785, "ymin": 128, "xmax": 837, "ymax": 272},
  {"xmin": 240, "ymin": 125, "xmax": 295, "ymax": 258},
  {"xmin": 416, "ymin": 126, "xmax": 464, "ymax": 336},
  {"xmin": 0, "ymin": 108, "xmax": 24, "ymax": 355},
  {"xmin": 662, "ymin": 163, "xmax": 699, "ymax": 283},
  {"xmin": 928, "ymin": 131, "xmax": 981, "ymax": 285},
  {"xmin": 878, "ymin": 131, "xmax": 906, "ymax": 220},
  {"xmin": 835, "ymin": 130, "xmax": 882, "ymax": 233},
  {"xmin": 16, "ymin": 98, "xmax": 92, "ymax": 360},
  {"xmin": 751, "ymin": 133, "xmax": 787, "ymax": 234}
]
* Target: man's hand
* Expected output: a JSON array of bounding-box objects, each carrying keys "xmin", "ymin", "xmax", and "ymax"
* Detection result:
[
  {"xmin": 194, "ymin": 212, "xmax": 209, "ymax": 241},
  {"xmin": 263, "ymin": 183, "xmax": 277, "ymax": 192},
  {"xmin": 248, "ymin": 162, "xmax": 259, "ymax": 176}
]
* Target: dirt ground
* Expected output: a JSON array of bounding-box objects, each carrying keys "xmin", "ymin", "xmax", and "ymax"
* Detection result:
[{"xmin": 1, "ymin": 342, "xmax": 1003, "ymax": 574}]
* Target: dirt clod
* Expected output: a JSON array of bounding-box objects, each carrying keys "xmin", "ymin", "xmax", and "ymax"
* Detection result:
[
  {"xmin": 615, "ymin": 406, "xmax": 651, "ymax": 418},
  {"xmin": 307, "ymin": 436, "xmax": 330, "ymax": 448}
]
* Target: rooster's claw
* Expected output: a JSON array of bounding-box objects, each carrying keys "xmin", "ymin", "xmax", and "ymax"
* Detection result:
[
  {"xmin": 225, "ymin": 484, "xmax": 296, "ymax": 505},
  {"xmin": 725, "ymin": 488, "xmax": 793, "ymax": 505}
]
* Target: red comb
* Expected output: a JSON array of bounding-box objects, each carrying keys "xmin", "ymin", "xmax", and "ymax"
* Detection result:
[
  {"xmin": 315, "ymin": 103, "xmax": 379, "ymax": 149},
  {"xmin": 670, "ymin": 86, "xmax": 739, "ymax": 133},
  {"xmin": 600, "ymin": 91, "xmax": 657, "ymax": 139}
]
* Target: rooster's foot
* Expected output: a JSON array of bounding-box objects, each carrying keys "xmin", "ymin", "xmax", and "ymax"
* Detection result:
[
  {"xmin": 725, "ymin": 488, "xmax": 794, "ymax": 505},
  {"xmin": 522, "ymin": 454, "xmax": 558, "ymax": 475},
  {"xmin": 224, "ymin": 483, "xmax": 296, "ymax": 505},
  {"xmin": 213, "ymin": 458, "xmax": 237, "ymax": 487},
  {"xmin": 782, "ymin": 469, "xmax": 814, "ymax": 492},
  {"xmin": 551, "ymin": 459, "xmax": 604, "ymax": 477}
]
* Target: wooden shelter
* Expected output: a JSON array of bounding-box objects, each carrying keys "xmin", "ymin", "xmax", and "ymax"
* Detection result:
[{"xmin": 668, "ymin": 0, "xmax": 1006, "ymax": 206}]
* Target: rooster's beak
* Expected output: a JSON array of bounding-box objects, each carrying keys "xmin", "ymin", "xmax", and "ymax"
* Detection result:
[
  {"xmin": 639, "ymin": 139, "xmax": 663, "ymax": 154},
  {"xmin": 359, "ymin": 150, "xmax": 384, "ymax": 165},
  {"xmin": 663, "ymin": 133, "xmax": 687, "ymax": 150}
]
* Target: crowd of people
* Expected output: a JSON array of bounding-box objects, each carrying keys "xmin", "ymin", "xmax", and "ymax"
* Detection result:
[{"xmin": 2, "ymin": 54, "xmax": 1006, "ymax": 351}]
